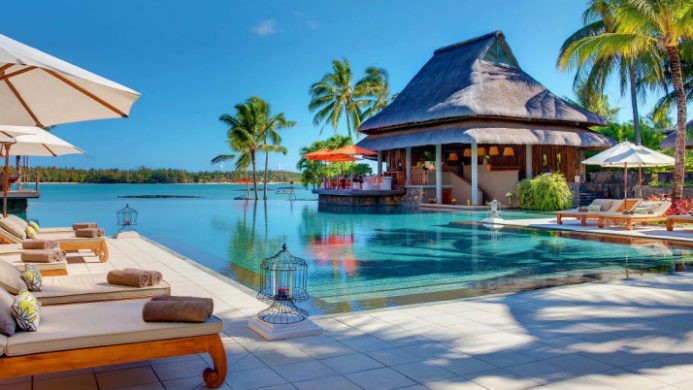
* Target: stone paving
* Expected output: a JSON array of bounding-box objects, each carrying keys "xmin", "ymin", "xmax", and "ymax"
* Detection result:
[{"xmin": 1, "ymin": 235, "xmax": 691, "ymax": 390}]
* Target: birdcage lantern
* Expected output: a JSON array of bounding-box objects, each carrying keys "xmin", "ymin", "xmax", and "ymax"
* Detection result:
[
  {"xmin": 256, "ymin": 244, "xmax": 309, "ymax": 324},
  {"xmin": 117, "ymin": 204, "xmax": 138, "ymax": 230}
]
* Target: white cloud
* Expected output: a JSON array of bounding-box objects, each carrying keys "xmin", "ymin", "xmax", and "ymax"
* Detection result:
[{"xmin": 251, "ymin": 19, "xmax": 277, "ymax": 37}]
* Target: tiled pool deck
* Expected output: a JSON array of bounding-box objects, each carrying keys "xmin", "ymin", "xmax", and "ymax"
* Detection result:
[{"xmin": 2, "ymin": 234, "xmax": 692, "ymax": 390}]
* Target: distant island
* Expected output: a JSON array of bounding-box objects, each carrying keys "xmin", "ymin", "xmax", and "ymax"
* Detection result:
[{"xmin": 29, "ymin": 167, "xmax": 301, "ymax": 184}]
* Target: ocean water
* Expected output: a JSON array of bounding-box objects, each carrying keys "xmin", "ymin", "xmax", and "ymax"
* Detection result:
[{"xmin": 27, "ymin": 184, "xmax": 690, "ymax": 314}]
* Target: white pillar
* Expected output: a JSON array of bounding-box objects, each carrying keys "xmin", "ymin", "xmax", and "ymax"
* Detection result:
[
  {"xmin": 525, "ymin": 144, "xmax": 533, "ymax": 179},
  {"xmin": 471, "ymin": 142, "xmax": 479, "ymax": 205},
  {"xmin": 377, "ymin": 151, "xmax": 383, "ymax": 176},
  {"xmin": 405, "ymin": 147, "xmax": 412, "ymax": 185},
  {"xmin": 435, "ymin": 144, "xmax": 442, "ymax": 204}
]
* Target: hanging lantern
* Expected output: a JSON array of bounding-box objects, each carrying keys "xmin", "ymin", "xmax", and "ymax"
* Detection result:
[
  {"xmin": 489, "ymin": 146, "xmax": 500, "ymax": 156},
  {"xmin": 463, "ymin": 148, "xmax": 471, "ymax": 158},
  {"xmin": 116, "ymin": 204, "xmax": 138, "ymax": 230},
  {"xmin": 477, "ymin": 147, "xmax": 486, "ymax": 156},
  {"xmin": 448, "ymin": 152, "xmax": 459, "ymax": 161},
  {"xmin": 257, "ymin": 244, "xmax": 309, "ymax": 324},
  {"xmin": 503, "ymin": 147, "xmax": 515, "ymax": 157}
]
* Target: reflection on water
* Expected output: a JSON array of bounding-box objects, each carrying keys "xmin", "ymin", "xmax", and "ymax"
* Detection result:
[{"xmin": 28, "ymin": 184, "xmax": 692, "ymax": 315}]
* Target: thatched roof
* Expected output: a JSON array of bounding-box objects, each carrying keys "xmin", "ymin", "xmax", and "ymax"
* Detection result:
[
  {"xmin": 660, "ymin": 119, "xmax": 693, "ymax": 149},
  {"xmin": 359, "ymin": 31, "xmax": 607, "ymax": 134},
  {"xmin": 357, "ymin": 120, "xmax": 615, "ymax": 151}
]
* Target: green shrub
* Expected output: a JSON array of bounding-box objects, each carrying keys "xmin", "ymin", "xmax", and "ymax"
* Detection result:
[{"xmin": 517, "ymin": 173, "xmax": 573, "ymax": 211}]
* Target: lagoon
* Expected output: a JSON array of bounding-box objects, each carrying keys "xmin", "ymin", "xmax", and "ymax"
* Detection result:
[{"xmin": 28, "ymin": 183, "xmax": 690, "ymax": 314}]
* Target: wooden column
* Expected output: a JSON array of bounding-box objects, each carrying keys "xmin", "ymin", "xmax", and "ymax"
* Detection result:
[
  {"xmin": 435, "ymin": 144, "xmax": 442, "ymax": 204},
  {"xmin": 377, "ymin": 151, "xmax": 383, "ymax": 176},
  {"xmin": 471, "ymin": 141, "xmax": 479, "ymax": 205},
  {"xmin": 405, "ymin": 147, "xmax": 412, "ymax": 185},
  {"xmin": 525, "ymin": 144, "xmax": 533, "ymax": 179}
]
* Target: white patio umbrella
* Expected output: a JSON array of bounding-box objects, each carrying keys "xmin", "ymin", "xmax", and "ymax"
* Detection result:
[
  {"xmin": 581, "ymin": 141, "xmax": 675, "ymax": 201},
  {"xmin": 0, "ymin": 33, "xmax": 140, "ymax": 127},
  {"xmin": 0, "ymin": 126, "xmax": 85, "ymax": 216}
]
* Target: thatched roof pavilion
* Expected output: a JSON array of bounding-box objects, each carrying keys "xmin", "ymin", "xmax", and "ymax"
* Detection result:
[
  {"xmin": 660, "ymin": 120, "xmax": 693, "ymax": 149},
  {"xmin": 356, "ymin": 31, "xmax": 613, "ymax": 206}
]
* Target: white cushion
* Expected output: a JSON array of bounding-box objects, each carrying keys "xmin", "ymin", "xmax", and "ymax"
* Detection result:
[
  {"xmin": 0, "ymin": 334, "xmax": 6, "ymax": 356},
  {"xmin": 35, "ymin": 273, "xmax": 171, "ymax": 305},
  {"xmin": 6, "ymin": 299, "xmax": 222, "ymax": 356},
  {"xmin": 0, "ymin": 259, "xmax": 26, "ymax": 294}
]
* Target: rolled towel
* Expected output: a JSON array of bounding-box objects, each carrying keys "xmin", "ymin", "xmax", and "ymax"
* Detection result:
[
  {"xmin": 21, "ymin": 249, "xmax": 65, "ymax": 263},
  {"xmin": 151, "ymin": 295, "xmax": 213, "ymax": 316},
  {"xmin": 72, "ymin": 223, "xmax": 97, "ymax": 230},
  {"xmin": 142, "ymin": 300, "xmax": 212, "ymax": 323},
  {"xmin": 98, "ymin": 228, "xmax": 106, "ymax": 237},
  {"xmin": 107, "ymin": 269, "xmax": 150, "ymax": 287},
  {"xmin": 122, "ymin": 268, "xmax": 162, "ymax": 286},
  {"xmin": 75, "ymin": 228, "xmax": 100, "ymax": 238},
  {"xmin": 22, "ymin": 239, "xmax": 58, "ymax": 250}
]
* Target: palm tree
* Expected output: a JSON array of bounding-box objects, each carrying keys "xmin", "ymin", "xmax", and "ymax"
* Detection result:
[
  {"xmin": 309, "ymin": 59, "xmax": 390, "ymax": 138},
  {"xmin": 558, "ymin": 0, "xmax": 665, "ymax": 145},
  {"xmin": 561, "ymin": 0, "xmax": 691, "ymax": 198},
  {"xmin": 296, "ymin": 135, "xmax": 352, "ymax": 189},
  {"xmin": 250, "ymin": 97, "xmax": 295, "ymax": 200}
]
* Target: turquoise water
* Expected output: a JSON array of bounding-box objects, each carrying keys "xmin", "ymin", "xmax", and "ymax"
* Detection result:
[{"xmin": 28, "ymin": 184, "xmax": 690, "ymax": 314}]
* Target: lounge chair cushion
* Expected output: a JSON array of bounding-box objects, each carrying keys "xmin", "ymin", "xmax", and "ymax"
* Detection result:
[
  {"xmin": 0, "ymin": 288, "xmax": 16, "ymax": 336},
  {"xmin": 0, "ymin": 218, "xmax": 26, "ymax": 240},
  {"xmin": 6, "ymin": 215, "xmax": 29, "ymax": 231},
  {"xmin": 0, "ymin": 260, "xmax": 27, "ymax": 294},
  {"xmin": 0, "ymin": 334, "xmax": 5, "ymax": 356},
  {"xmin": 34, "ymin": 273, "xmax": 171, "ymax": 305},
  {"xmin": 591, "ymin": 199, "xmax": 614, "ymax": 212},
  {"xmin": 5, "ymin": 299, "xmax": 223, "ymax": 356},
  {"xmin": 2, "ymin": 255, "xmax": 68, "ymax": 274}
]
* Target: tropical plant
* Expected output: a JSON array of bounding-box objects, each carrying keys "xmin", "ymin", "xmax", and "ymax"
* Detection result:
[
  {"xmin": 308, "ymin": 59, "xmax": 390, "ymax": 138},
  {"xmin": 517, "ymin": 173, "xmax": 574, "ymax": 211},
  {"xmin": 557, "ymin": 0, "xmax": 665, "ymax": 145},
  {"xmin": 562, "ymin": 0, "xmax": 691, "ymax": 199}
]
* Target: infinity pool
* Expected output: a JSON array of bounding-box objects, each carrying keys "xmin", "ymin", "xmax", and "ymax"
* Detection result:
[{"xmin": 29, "ymin": 184, "xmax": 691, "ymax": 314}]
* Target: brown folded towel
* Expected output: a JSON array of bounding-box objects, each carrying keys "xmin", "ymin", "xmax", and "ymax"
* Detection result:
[
  {"xmin": 107, "ymin": 269, "xmax": 150, "ymax": 287},
  {"xmin": 22, "ymin": 239, "xmax": 58, "ymax": 250},
  {"xmin": 73, "ymin": 223, "xmax": 97, "ymax": 230},
  {"xmin": 75, "ymin": 228, "xmax": 105, "ymax": 238},
  {"xmin": 21, "ymin": 249, "xmax": 65, "ymax": 263},
  {"xmin": 142, "ymin": 301, "xmax": 212, "ymax": 323},
  {"xmin": 122, "ymin": 268, "xmax": 162, "ymax": 286},
  {"xmin": 151, "ymin": 295, "xmax": 213, "ymax": 316}
]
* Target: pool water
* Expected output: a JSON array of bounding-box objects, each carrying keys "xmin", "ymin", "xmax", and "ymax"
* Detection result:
[{"xmin": 28, "ymin": 184, "xmax": 691, "ymax": 314}]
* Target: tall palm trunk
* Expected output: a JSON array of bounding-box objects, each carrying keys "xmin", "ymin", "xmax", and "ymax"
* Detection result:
[
  {"xmin": 628, "ymin": 64, "xmax": 641, "ymax": 145},
  {"xmin": 344, "ymin": 101, "xmax": 352, "ymax": 138},
  {"xmin": 666, "ymin": 45, "xmax": 687, "ymax": 200},
  {"xmin": 250, "ymin": 151, "xmax": 259, "ymax": 200},
  {"xmin": 263, "ymin": 148, "xmax": 269, "ymax": 200}
]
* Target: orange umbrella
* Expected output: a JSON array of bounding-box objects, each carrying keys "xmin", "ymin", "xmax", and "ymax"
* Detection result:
[
  {"xmin": 320, "ymin": 154, "xmax": 361, "ymax": 162},
  {"xmin": 329, "ymin": 145, "xmax": 377, "ymax": 156},
  {"xmin": 303, "ymin": 148, "xmax": 333, "ymax": 160}
]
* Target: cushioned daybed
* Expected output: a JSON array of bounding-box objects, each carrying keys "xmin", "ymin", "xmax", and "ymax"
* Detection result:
[
  {"xmin": 35, "ymin": 273, "xmax": 171, "ymax": 305},
  {"xmin": 597, "ymin": 200, "xmax": 672, "ymax": 230},
  {"xmin": 0, "ymin": 228, "xmax": 109, "ymax": 262},
  {"xmin": 0, "ymin": 299, "xmax": 226, "ymax": 388},
  {"xmin": 556, "ymin": 199, "xmax": 628, "ymax": 226},
  {"xmin": 1, "ymin": 254, "xmax": 68, "ymax": 276}
]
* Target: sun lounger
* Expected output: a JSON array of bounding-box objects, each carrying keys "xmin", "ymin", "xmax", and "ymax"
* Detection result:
[
  {"xmin": 34, "ymin": 273, "xmax": 171, "ymax": 305},
  {"xmin": 0, "ymin": 254, "xmax": 68, "ymax": 276},
  {"xmin": 597, "ymin": 200, "xmax": 672, "ymax": 230},
  {"xmin": 0, "ymin": 299, "xmax": 226, "ymax": 388},
  {"xmin": 556, "ymin": 199, "xmax": 628, "ymax": 226},
  {"xmin": 0, "ymin": 228, "xmax": 109, "ymax": 262},
  {"xmin": 666, "ymin": 215, "xmax": 693, "ymax": 231}
]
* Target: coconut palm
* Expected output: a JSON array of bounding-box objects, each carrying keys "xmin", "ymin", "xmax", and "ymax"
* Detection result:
[
  {"xmin": 561, "ymin": 0, "xmax": 691, "ymax": 198},
  {"xmin": 296, "ymin": 135, "xmax": 352, "ymax": 188},
  {"xmin": 309, "ymin": 59, "xmax": 390, "ymax": 138},
  {"xmin": 558, "ymin": 0, "xmax": 665, "ymax": 145}
]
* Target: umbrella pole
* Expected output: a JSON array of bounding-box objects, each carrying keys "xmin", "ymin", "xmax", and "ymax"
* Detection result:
[
  {"xmin": 623, "ymin": 163, "xmax": 628, "ymax": 203},
  {"xmin": 3, "ymin": 143, "xmax": 11, "ymax": 218}
]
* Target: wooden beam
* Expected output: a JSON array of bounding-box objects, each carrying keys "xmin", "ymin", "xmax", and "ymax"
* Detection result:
[
  {"xmin": 0, "ymin": 66, "xmax": 37, "ymax": 82},
  {"xmin": 0, "ymin": 64, "xmax": 13, "ymax": 74},
  {"xmin": 43, "ymin": 68, "xmax": 128, "ymax": 117},
  {"xmin": 4, "ymin": 78, "xmax": 43, "ymax": 127}
]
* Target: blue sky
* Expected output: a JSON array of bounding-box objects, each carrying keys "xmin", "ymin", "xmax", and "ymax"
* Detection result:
[{"xmin": 2, "ymin": 1, "xmax": 665, "ymax": 172}]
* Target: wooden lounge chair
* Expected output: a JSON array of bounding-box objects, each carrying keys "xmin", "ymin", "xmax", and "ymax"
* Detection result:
[
  {"xmin": 1, "ymin": 254, "xmax": 68, "ymax": 276},
  {"xmin": 0, "ymin": 228, "xmax": 109, "ymax": 262},
  {"xmin": 597, "ymin": 200, "xmax": 672, "ymax": 230},
  {"xmin": 666, "ymin": 214, "xmax": 693, "ymax": 231},
  {"xmin": 0, "ymin": 299, "xmax": 226, "ymax": 388},
  {"xmin": 556, "ymin": 199, "xmax": 629, "ymax": 226},
  {"xmin": 34, "ymin": 273, "xmax": 171, "ymax": 305}
]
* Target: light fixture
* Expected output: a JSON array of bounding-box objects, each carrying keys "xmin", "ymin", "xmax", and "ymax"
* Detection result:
[
  {"xmin": 489, "ymin": 146, "xmax": 500, "ymax": 156},
  {"xmin": 477, "ymin": 147, "xmax": 486, "ymax": 156},
  {"xmin": 463, "ymin": 148, "xmax": 471, "ymax": 157},
  {"xmin": 503, "ymin": 147, "xmax": 515, "ymax": 157},
  {"xmin": 448, "ymin": 152, "xmax": 459, "ymax": 161}
]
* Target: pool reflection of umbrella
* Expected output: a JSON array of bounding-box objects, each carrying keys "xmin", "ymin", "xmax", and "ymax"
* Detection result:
[{"xmin": 235, "ymin": 178, "xmax": 252, "ymax": 199}]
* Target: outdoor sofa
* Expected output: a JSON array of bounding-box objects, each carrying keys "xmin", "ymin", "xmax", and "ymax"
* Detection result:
[
  {"xmin": 596, "ymin": 200, "xmax": 672, "ymax": 230},
  {"xmin": 556, "ymin": 199, "xmax": 632, "ymax": 226},
  {"xmin": 0, "ymin": 299, "xmax": 227, "ymax": 388}
]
